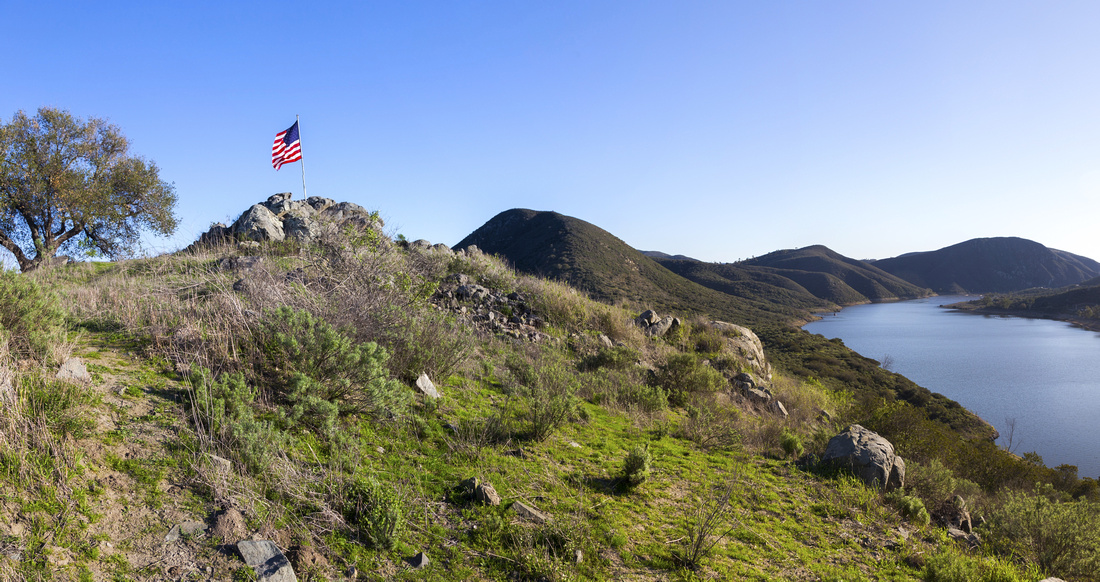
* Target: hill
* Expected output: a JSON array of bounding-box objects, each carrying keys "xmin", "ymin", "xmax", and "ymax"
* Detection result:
[
  {"xmin": 871, "ymin": 237, "xmax": 1100, "ymax": 294},
  {"xmin": 950, "ymin": 282, "xmax": 1100, "ymax": 331},
  {"xmin": 454, "ymin": 209, "xmax": 815, "ymax": 326}
]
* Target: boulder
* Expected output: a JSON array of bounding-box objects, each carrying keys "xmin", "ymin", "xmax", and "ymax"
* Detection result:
[
  {"xmin": 232, "ymin": 204, "xmax": 285, "ymax": 242},
  {"xmin": 707, "ymin": 321, "xmax": 772, "ymax": 381},
  {"xmin": 822, "ymin": 424, "xmax": 905, "ymax": 490},
  {"xmin": 476, "ymin": 482, "xmax": 501, "ymax": 506},
  {"xmin": 635, "ymin": 310, "xmax": 660, "ymax": 326},
  {"xmin": 405, "ymin": 551, "xmax": 429, "ymax": 569},
  {"xmin": 934, "ymin": 495, "xmax": 973, "ymax": 533},
  {"xmin": 415, "ymin": 373, "xmax": 441, "ymax": 399}
]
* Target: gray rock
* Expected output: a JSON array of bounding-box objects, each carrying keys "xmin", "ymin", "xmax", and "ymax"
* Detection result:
[
  {"xmin": 410, "ymin": 239, "xmax": 432, "ymax": 250},
  {"xmin": 237, "ymin": 540, "xmax": 297, "ymax": 582},
  {"xmin": 0, "ymin": 375, "xmax": 13, "ymax": 404},
  {"xmin": 165, "ymin": 521, "xmax": 207, "ymax": 543},
  {"xmin": 305, "ymin": 196, "xmax": 335, "ymax": 211},
  {"xmin": 745, "ymin": 387, "xmax": 772, "ymax": 405},
  {"xmin": 416, "ymin": 373, "xmax": 441, "ymax": 399},
  {"xmin": 232, "ymin": 204, "xmax": 285, "ymax": 242},
  {"xmin": 645, "ymin": 316, "xmax": 678, "ymax": 337},
  {"xmin": 57, "ymin": 358, "xmax": 91, "ymax": 383},
  {"xmin": 205, "ymin": 453, "xmax": 232, "ymax": 475},
  {"xmin": 512, "ymin": 501, "xmax": 550, "ymax": 524},
  {"xmin": 405, "ymin": 551, "xmax": 429, "ymax": 569},
  {"xmin": 476, "ymin": 482, "xmax": 501, "ymax": 506},
  {"xmin": 708, "ymin": 321, "xmax": 773, "ymax": 381},
  {"xmin": 822, "ymin": 424, "xmax": 905, "ymax": 490},
  {"xmin": 597, "ymin": 334, "xmax": 614, "ymax": 348},
  {"xmin": 946, "ymin": 527, "xmax": 981, "ymax": 548},
  {"xmin": 636, "ymin": 310, "xmax": 660, "ymax": 326},
  {"xmin": 769, "ymin": 400, "xmax": 789, "ymax": 418},
  {"xmin": 456, "ymin": 284, "xmax": 491, "ymax": 301}
]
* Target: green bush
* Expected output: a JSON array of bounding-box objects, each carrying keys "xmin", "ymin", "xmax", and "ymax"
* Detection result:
[
  {"xmin": 650, "ymin": 353, "xmax": 726, "ymax": 407},
  {"xmin": 622, "ymin": 443, "xmax": 651, "ymax": 489},
  {"xmin": 0, "ymin": 270, "xmax": 64, "ymax": 360},
  {"xmin": 580, "ymin": 346, "xmax": 639, "ymax": 371},
  {"xmin": 259, "ymin": 307, "xmax": 410, "ymax": 418},
  {"xmin": 188, "ymin": 369, "xmax": 286, "ymax": 474},
  {"xmin": 347, "ymin": 475, "xmax": 405, "ymax": 549},
  {"xmin": 983, "ymin": 484, "xmax": 1100, "ymax": 579},
  {"xmin": 779, "ymin": 429, "xmax": 804, "ymax": 459},
  {"xmin": 521, "ymin": 362, "xmax": 578, "ymax": 442},
  {"xmin": 885, "ymin": 490, "xmax": 930, "ymax": 526},
  {"xmin": 924, "ymin": 545, "xmax": 1039, "ymax": 582}
]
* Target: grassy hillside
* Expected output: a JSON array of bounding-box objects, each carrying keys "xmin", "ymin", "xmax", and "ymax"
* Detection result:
[
  {"xmin": 0, "ymin": 217, "xmax": 1097, "ymax": 581},
  {"xmin": 872, "ymin": 237, "xmax": 1100, "ymax": 294}
]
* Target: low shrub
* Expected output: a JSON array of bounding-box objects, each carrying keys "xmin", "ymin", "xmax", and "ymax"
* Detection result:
[
  {"xmin": 983, "ymin": 483, "xmax": 1100, "ymax": 579},
  {"xmin": 580, "ymin": 346, "xmax": 639, "ymax": 371},
  {"xmin": 258, "ymin": 306, "xmax": 410, "ymax": 418},
  {"xmin": 0, "ymin": 270, "xmax": 64, "ymax": 361},
  {"xmin": 346, "ymin": 475, "xmax": 405, "ymax": 549},
  {"xmin": 924, "ymin": 545, "xmax": 1040, "ymax": 582},
  {"xmin": 650, "ymin": 353, "xmax": 726, "ymax": 407},
  {"xmin": 885, "ymin": 490, "xmax": 930, "ymax": 526},
  {"xmin": 622, "ymin": 443, "xmax": 651, "ymax": 489},
  {"xmin": 779, "ymin": 429, "xmax": 804, "ymax": 459},
  {"xmin": 187, "ymin": 369, "xmax": 286, "ymax": 474}
]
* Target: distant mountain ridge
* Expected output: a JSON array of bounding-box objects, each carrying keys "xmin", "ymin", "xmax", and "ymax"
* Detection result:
[{"xmin": 871, "ymin": 237, "xmax": 1100, "ymax": 293}]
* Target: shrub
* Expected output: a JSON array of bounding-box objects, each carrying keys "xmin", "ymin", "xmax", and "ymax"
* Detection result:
[
  {"xmin": 258, "ymin": 306, "xmax": 410, "ymax": 418},
  {"xmin": 676, "ymin": 397, "xmax": 741, "ymax": 451},
  {"xmin": 885, "ymin": 490, "xmax": 930, "ymax": 526},
  {"xmin": 521, "ymin": 362, "xmax": 578, "ymax": 442},
  {"xmin": 622, "ymin": 443, "xmax": 651, "ymax": 489},
  {"xmin": 924, "ymin": 545, "xmax": 1040, "ymax": 582},
  {"xmin": 651, "ymin": 353, "xmax": 726, "ymax": 407},
  {"xmin": 346, "ymin": 475, "xmax": 405, "ymax": 549},
  {"xmin": 983, "ymin": 484, "xmax": 1100, "ymax": 579},
  {"xmin": 580, "ymin": 346, "xmax": 639, "ymax": 371},
  {"xmin": 0, "ymin": 270, "xmax": 64, "ymax": 360},
  {"xmin": 187, "ymin": 369, "xmax": 286, "ymax": 473},
  {"xmin": 779, "ymin": 429, "xmax": 804, "ymax": 459}
]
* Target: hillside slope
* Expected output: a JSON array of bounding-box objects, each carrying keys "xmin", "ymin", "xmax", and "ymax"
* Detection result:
[
  {"xmin": 872, "ymin": 237, "xmax": 1100, "ymax": 294},
  {"xmin": 454, "ymin": 209, "xmax": 814, "ymax": 326}
]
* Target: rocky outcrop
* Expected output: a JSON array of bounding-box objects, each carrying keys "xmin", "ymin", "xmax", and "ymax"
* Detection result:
[
  {"xmin": 433, "ymin": 273, "xmax": 550, "ymax": 343},
  {"xmin": 706, "ymin": 321, "xmax": 772, "ymax": 381},
  {"xmin": 634, "ymin": 310, "xmax": 681, "ymax": 338},
  {"xmin": 189, "ymin": 193, "xmax": 383, "ymax": 251},
  {"xmin": 822, "ymin": 425, "xmax": 905, "ymax": 490}
]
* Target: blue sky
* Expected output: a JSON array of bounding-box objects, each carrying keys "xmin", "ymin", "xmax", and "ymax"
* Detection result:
[{"xmin": 4, "ymin": 1, "xmax": 1100, "ymax": 263}]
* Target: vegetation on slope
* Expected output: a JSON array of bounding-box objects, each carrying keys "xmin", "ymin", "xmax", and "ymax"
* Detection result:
[
  {"xmin": 0, "ymin": 216, "xmax": 1097, "ymax": 581},
  {"xmin": 949, "ymin": 283, "xmax": 1100, "ymax": 330}
]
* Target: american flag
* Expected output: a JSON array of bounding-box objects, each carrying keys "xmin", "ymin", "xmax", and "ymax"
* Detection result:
[{"xmin": 271, "ymin": 121, "xmax": 302, "ymax": 170}]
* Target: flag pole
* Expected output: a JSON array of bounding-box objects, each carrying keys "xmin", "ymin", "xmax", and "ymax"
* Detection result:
[{"xmin": 297, "ymin": 114, "xmax": 308, "ymax": 199}]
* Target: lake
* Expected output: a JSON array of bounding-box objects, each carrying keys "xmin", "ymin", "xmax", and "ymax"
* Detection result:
[{"xmin": 803, "ymin": 295, "xmax": 1100, "ymax": 479}]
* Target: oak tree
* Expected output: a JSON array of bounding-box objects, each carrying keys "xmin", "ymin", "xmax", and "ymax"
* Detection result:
[{"xmin": 0, "ymin": 107, "xmax": 178, "ymax": 271}]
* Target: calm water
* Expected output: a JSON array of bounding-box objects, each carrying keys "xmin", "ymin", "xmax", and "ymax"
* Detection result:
[{"xmin": 803, "ymin": 295, "xmax": 1100, "ymax": 478}]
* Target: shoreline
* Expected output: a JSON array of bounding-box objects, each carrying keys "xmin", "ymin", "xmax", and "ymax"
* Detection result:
[{"xmin": 943, "ymin": 302, "xmax": 1100, "ymax": 333}]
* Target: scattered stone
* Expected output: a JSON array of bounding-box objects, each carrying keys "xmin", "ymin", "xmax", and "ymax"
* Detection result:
[
  {"xmin": 237, "ymin": 540, "xmax": 297, "ymax": 582},
  {"xmin": 946, "ymin": 527, "xmax": 981, "ymax": 548},
  {"xmin": 512, "ymin": 501, "xmax": 550, "ymax": 524},
  {"xmin": 769, "ymin": 400, "xmax": 789, "ymax": 418},
  {"xmin": 574, "ymin": 549, "xmax": 583, "ymax": 564},
  {"xmin": 476, "ymin": 482, "xmax": 501, "ymax": 506},
  {"xmin": 635, "ymin": 310, "xmax": 659, "ymax": 326},
  {"xmin": 206, "ymin": 453, "xmax": 233, "ymax": 476},
  {"xmin": 0, "ymin": 375, "xmax": 14, "ymax": 404},
  {"xmin": 56, "ymin": 358, "xmax": 91, "ymax": 383},
  {"xmin": 934, "ymin": 495, "xmax": 973, "ymax": 532},
  {"xmin": 597, "ymin": 334, "xmax": 613, "ymax": 348},
  {"xmin": 822, "ymin": 424, "xmax": 905, "ymax": 490},
  {"xmin": 405, "ymin": 551, "xmax": 430, "ymax": 569},
  {"xmin": 707, "ymin": 321, "xmax": 773, "ymax": 381},
  {"xmin": 165, "ymin": 521, "xmax": 208, "ymax": 543},
  {"xmin": 415, "ymin": 373, "xmax": 441, "ymax": 399}
]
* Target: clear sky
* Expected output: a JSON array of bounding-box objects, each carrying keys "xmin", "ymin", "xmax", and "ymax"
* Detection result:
[{"xmin": 4, "ymin": 1, "xmax": 1100, "ymax": 264}]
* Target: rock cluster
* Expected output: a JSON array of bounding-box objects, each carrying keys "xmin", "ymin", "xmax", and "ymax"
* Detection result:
[
  {"xmin": 433, "ymin": 273, "xmax": 550, "ymax": 342},
  {"xmin": 634, "ymin": 310, "xmax": 681, "ymax": 337},
  {"xmin": 190, "ymin": 192, "xmax": 381, "ymax": 250},
  {"xmin": 822, "ymin": 424, "xmax": 906, "ymax": 490},
  {"xmin": 732, "ymin": 372, "xmax": 788, "ymax": 418}
]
